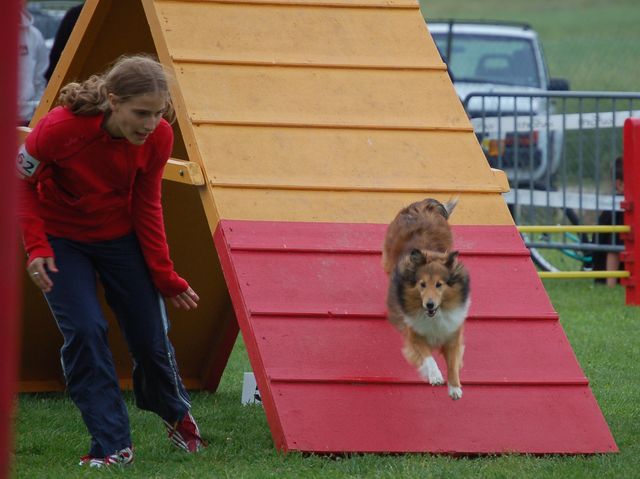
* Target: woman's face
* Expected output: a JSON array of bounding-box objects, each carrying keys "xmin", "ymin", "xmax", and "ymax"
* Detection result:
[{"xmin": 105, "ymin": 92, "xmax": 167, "ymax": 145}]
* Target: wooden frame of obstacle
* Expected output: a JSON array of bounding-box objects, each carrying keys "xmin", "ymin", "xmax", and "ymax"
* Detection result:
[{"xmin": 16, "ymin": 0, "xmax": 619, "ymax": 456}]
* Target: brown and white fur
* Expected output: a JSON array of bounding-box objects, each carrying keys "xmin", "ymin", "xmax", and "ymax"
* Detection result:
[{"xmin": 383, "ymin": 198, "xmax": 470, "ymax": 400}]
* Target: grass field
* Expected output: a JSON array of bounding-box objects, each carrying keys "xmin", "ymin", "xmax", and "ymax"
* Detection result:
[
  {"xmin": 11, "ymin": 280, "xmax": 639, "ymax": 478},
  {"xmin": 419, "ymin": 0, "xmax": 640, "ymax": 92}
]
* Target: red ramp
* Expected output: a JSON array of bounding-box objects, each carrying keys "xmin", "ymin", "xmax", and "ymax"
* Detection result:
[{"xmin": 214, "ymin": 220, "xmax": 617, "ymax": 454}]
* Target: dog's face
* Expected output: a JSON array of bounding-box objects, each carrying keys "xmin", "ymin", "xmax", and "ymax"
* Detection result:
[{"xmin": 396, "ymin": 249, "xmax": 468, "ymax": 318}]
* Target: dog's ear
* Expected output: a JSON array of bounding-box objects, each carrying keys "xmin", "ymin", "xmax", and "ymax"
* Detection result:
[
  {"xmin": 445, "ymin": 250, "xmax": 459, "ymax": 269},
  {"xmin": 409, "ymin": 248, "xmax": 426, "ymax": 267},
  {"xmin": 397, "ymin": 249, "xmax": 425, "ymax": 283},
  {"xmin": 447, "ymin": 261, "xmax": 470, "ymax": 296}
]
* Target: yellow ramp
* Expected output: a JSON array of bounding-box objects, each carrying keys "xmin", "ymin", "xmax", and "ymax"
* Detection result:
[
  {"xmin": 21, "ymin": 0, "xmax": 510, "ymax": 392},
  {"xmin": 156, "ymin": 0, "xmax": 511, "ymax": 224}
]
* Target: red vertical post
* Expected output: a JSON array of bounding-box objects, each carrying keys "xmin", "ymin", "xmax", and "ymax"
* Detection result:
[
  {"xmin": 0, "ymin": 1, "xmax": 22, "ymax": 477},
  {"xmin": 622, "ymin": 118, "xmax": 640, "ymax": 305}
]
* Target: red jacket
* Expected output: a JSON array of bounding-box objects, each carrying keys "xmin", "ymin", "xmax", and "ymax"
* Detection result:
[{"xmin": 17, "ymin": 106, "xmax": 188, "ymax": 297}]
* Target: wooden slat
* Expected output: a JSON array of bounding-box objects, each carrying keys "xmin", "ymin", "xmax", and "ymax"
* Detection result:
[
  {"xmin": 270, "ymin": 383, "xmax": 617, "ymax": 454},
  {"xmin": 224, "ymin": 252, "xmax": 555, "ymax": 319},
  {"xmin": 176, "ymin": 64, "xmax": 468, "ymax": 130},
  {"xmin": 19, "ymin": 380, "xmax": 65, "ymax": 393},
  {"xmin": 253, "ymin": 318, "xmax": 587, "ymax": 384},
  {"xmin": 16, "ymin": 126, "xmax": 30, "ymax": 145},
  {"xmin": 220, "ymin": 221, "xmax": 526, "ymax": 253},
  {"xmin": 157, "ymin": 0, "xmax": 420, "ymax": 8},
  {"xmin": 193, "ymin": 126, "xmax": 504, "ymax": 192},
  {"xmin": 211, "ymin": 190, "xmax": 515, "ymax": 225},
  {"xmin": 158, "ymin": 1, "xmax": 438, "ymax": 68},
  {"xmin": 163, "ymin": 158, "xmax": 205, "ymax": 185}
]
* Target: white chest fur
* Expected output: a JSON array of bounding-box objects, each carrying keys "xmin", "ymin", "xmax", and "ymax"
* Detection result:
[{"xmin": 403, "ymin": 297, "xmax": 470, "ymax": 347}]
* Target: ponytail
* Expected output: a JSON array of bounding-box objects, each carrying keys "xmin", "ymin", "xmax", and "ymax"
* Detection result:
[{"xmin": 58, "ymin": 75, "xmax": 109, "ymax": 116}]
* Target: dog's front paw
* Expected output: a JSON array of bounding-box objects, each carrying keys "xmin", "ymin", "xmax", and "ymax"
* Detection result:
[
  {"xmin": 419, "ymin": 357, "xmax": 444, "ymax": 385},
  {"xmin": 448, "ymin": 385, "xmax": 463, "ymax": 400}
]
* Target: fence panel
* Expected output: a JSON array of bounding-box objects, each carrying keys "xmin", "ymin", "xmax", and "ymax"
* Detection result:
[{"xmin": 463, "ymin": 91, "xmax": 639, "ymax": 273}]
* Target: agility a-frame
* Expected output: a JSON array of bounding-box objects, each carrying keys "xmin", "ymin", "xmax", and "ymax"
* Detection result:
[{"xmin": 22, "ymin": 0, "xmax": 617, "ymax": 454}]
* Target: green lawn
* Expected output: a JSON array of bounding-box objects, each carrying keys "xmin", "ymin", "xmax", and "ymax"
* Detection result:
[{"xmin": 12, "ymin": 280, "xmax": 639, "ymax": 478}]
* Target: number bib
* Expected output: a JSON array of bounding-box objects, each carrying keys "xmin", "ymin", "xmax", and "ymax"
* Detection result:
[{"xmin": 17, "ymin": 144, "xmax": 41, "ymax": 178}]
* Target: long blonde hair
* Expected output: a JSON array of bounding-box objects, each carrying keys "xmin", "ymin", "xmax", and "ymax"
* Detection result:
[{"xmin": 58, "ymin": 54, "xmax": 175, "ymax": 122}]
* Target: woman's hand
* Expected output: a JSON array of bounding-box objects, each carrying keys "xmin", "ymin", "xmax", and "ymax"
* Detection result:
[
  {"xmin": 168, "ymin": 286, "xmax": 200, "ymax": 310},
  {"xmin": 27, "ymin": 257, "xmax": 58, "ymax": 293}
]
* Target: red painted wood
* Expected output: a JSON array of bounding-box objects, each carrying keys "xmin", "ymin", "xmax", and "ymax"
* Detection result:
[
  {"xmin": 222, "ymin": 220, "xmax": 528, "ymax": 256},
  {"xmin": 214, "ymin": 228, "xmax": 289, "ymax": 450},
  {"xmin": 229, "ymin": 251, "xmax": 555, "ymax": 319},
  {"xmin": 0, "ymin": 2, "xmax": 21, "ymax": 477},
  {"xmin": 251, "ymin": 318, "xmax": 587, "ymax": 385},
  {"xmin": 622, "ymin": 118, "xmax": 639, "ymax": 305},
  {"xmin": 271, "ymin": 384, "xmax": 617, "ymax": 454},
  {"xmin": 214, "ymin": 220, "xmax": 618, "ymax": 454}
]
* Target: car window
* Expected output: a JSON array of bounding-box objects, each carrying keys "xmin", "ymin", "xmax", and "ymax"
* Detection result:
[{"xmin": 433, "ymin": 33, "xmax": 541, "ymax": 88}]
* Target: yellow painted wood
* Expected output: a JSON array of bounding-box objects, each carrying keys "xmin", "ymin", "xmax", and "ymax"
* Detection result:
[
  {"xmin": 157, "ymin": 0, "xmax": 419, "ymax": 7},
  {"xmin": 157, "ymin": 1, "xmax": 440, "ymax": 68},
  {"xmin": 196, "ymin": 126, "xmax": 505, "ymax": 192},
  {"xmin": 491, "ymin": 168, "xmax": 510, "ymax": 192},
  {"xmin": 164, "ymin": 158, "xmax": 206, "ymax": 185},
  {"xmin": 19, "ymin": 381, "xmax": 65, "ymax": 393},
  {"xmin": 210, "ymin": 189, "xmax": 513, "ymax": 224},
  {"xmin": 177, "ymin": 64, "xmax": 470, "ymax": 130},
  {"xmin": 154, "ymin": 0, "xmax": 511, "ymax": 223},
  {"xmin": 16, "ymin": 127, "xmax": 29, "ymax": 144},
  {"xmin": 141, "ymin": 0, "xmax": 223, "ymax": 228}
]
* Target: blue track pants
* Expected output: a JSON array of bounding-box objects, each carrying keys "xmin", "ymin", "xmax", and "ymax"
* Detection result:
[{"xmin": 43, "ymin": 233, "xmax": 191, "ymax": 457}]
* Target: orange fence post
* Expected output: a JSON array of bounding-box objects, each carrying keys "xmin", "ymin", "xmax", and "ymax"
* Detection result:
[
  {"xmin": 622, "ymin": 118, "xmax": 640, "ymax": 305},
  {"xmin": 0, "ymin": 0, "xmax": 22, "ymax": 477}
]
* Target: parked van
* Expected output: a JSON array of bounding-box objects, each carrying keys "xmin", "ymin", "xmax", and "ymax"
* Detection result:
[{"xmin": 427, "ymin": 20, "xmax": 570, "ymax": 187}]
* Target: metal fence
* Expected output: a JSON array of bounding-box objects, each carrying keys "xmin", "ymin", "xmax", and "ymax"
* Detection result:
[{"xmin": 463, "ymin": 91, "xmax": 640, "ymax": 272}]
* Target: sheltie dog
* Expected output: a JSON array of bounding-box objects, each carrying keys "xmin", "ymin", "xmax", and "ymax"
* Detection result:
[{"xmin": 382, "ymin": 198, "xmax": 470, "ymax": 400}]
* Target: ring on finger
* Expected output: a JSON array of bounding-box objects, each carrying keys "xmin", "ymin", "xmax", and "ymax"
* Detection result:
[{"xmin": 32, "ymin": 272, "xmax": 40, "ymax": 278}]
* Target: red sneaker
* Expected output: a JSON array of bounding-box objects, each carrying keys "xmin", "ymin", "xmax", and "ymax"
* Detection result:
[
  {"xmin": 164, "ymin": 412, "xmax": 206, "ymax": 453},
  {"xmin": 79, "ymin": 446, "xmax": 134, "ymax": 468}
]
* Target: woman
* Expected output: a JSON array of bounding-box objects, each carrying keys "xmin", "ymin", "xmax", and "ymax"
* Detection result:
[
  {"xmin": 17, "ymin": 54, "xmax": 205, "ymax": 467},
  {"xmin": 18, "ymin": 6, "xmax": 48, "ymax": 125}
]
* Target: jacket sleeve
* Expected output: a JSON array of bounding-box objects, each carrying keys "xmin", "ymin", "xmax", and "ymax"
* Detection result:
[
  {"xmin": 130, "ymin": 122, "xmax": 189, "ymax": 297},
  {"xmin": 17, "ymin": 119, "xmax": 54, "ymax": 260}
]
